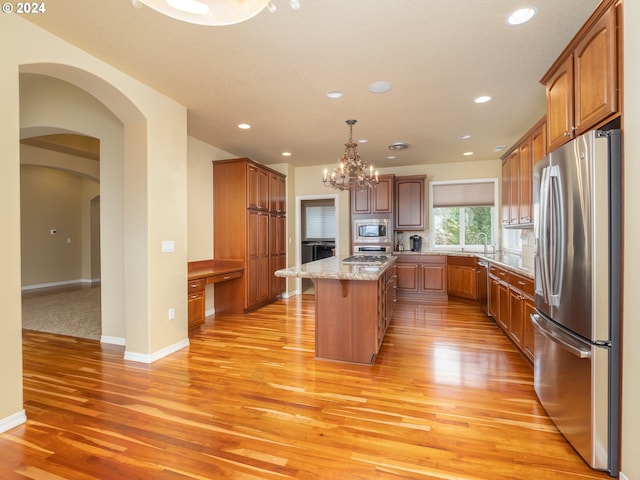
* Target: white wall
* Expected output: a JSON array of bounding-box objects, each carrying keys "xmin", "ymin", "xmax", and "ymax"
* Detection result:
[
  {"xmin": 621, "ymin": 2, "xmax": 640, "ymax": 479},
  {"xmin": 0, "ymin": 14, "xmax": 190, "ymax": 428}
]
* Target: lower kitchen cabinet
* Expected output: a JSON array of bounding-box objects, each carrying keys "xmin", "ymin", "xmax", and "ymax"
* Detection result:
[
  {"xmin": 378, "ymin": 265, "xmax": 397, "ymax": 349},
  {"xmin": 488, "ymin": 263, "xmax": 535, "ymax": 364},
  {"xmin": 396, "ymin": 255, "xmax": 446, "ymax": 301},
  {"xmin": 447, "ymin": 256, "xmax": 477, "ymax": 301},
  {"xmin": 187, "ymin": 278, "xmax": 205, "ymax": 335}
]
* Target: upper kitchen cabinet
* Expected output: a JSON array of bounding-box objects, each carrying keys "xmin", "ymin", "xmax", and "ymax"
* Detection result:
[
  {"xmin": 501, "ymin": 117, "xmax": 545, "ymax": 227},
  {"xmin": 351, "ymin": 174, "xmax": 394, "ymax": 215},
  {"xmin": 541, "ymin": 0, "xmax": 620, "ymax": 152},
  {"xmin": 395, "ymin": 175, "xmax": 426, "ymax": 231}
]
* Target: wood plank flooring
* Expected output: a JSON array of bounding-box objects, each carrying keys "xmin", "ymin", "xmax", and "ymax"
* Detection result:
[{"xmin": 2, "ymin": 295, "xmax": 610, "ymax": 479}]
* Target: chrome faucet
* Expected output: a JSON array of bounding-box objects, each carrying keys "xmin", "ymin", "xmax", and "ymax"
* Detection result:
[{"xmin": 477, "ymin": 232, "xmax": 488, "ymax": 254}]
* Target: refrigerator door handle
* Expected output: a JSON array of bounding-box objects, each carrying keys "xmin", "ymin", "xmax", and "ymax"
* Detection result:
[
  {"xmin": 531, "ymin": 313, "xmax": 591, "ymax": 359},
  {"xmin": 548, "ymin": 165, "xmax": 564, "ymax": 307},
  {"xmin": 537, "ymin": 166, "xmax": 552, "ymax": 304}
]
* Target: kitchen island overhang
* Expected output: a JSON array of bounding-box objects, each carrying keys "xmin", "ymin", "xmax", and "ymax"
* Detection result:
[{"xmin": 275, "ymin": 256, "xmax": 397, "ymax": 365}]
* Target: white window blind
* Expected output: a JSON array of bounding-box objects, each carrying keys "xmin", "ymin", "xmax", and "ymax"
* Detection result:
[
  {"xmin": 432, "ymin": 181, "xmax": 495, "ymax": 207},
  {"xmin": 304, "ymin": 202, "xmax": 335, "ymax": 240}
]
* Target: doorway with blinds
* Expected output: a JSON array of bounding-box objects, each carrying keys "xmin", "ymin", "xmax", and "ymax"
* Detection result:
[{"xmin": 297, "ymin": 196, "xmax": 338, "ymax": 295}]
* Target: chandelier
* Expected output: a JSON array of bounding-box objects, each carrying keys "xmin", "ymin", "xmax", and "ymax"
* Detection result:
[
  {"xmin": 323, "ymin": 120, "xmax": 378, "ymax": 191},
  {"xmin": 134, "ymin": 0, "xmax": 300, "ymax": 26}
]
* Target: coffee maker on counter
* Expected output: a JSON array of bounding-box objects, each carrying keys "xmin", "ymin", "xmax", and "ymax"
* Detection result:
[{"xmin": 410, "ymin": 235, "xmax": 422, "ymax": 252}]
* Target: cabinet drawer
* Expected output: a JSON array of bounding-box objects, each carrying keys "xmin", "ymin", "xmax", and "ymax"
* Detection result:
[
  {"xmin": 188, "ymin": 279, "xmax": 206, "ymax": 293},
  {"xmin": 489, "ymin": 265, "xmax": 509, "ymax": 282},
  {"xmin": 447, "ymin": 255, "xmax": 476, "ymax": 267},
  {"xmin": 207, "ymin": 270, "xmax": 243, "ymax": 284},
  {"xmin": 509, "ymin": 272, "xmax": 534, "ymax": 297}
]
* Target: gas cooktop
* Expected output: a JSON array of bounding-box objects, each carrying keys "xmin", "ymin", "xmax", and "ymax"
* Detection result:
[{"xmin": 341, "ymin": 255, "xmax": 390, "ymax": 265}]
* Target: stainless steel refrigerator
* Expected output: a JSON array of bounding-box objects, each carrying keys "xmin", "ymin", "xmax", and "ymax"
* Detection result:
[{"xmin": 532, "ymin": 129, "xmax": 620, "ymax": 476}]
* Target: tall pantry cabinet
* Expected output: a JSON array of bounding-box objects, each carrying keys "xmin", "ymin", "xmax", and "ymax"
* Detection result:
[{"xmin": 213, "ymin": 158, "xmax": 286, "ymax": 313}]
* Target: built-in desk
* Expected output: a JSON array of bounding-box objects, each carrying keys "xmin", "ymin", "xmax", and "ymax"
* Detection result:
[{"xmin": 187, "ymin": 259, "xmax": 244, "ymax": 335}]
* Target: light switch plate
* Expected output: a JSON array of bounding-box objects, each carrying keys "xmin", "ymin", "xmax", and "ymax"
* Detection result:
[{"xmin": 162, "ymin": 240, "xmax": 175, "ymax": 253}]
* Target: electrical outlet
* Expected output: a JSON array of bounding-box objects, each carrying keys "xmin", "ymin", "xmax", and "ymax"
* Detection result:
[{"xmin": 168, "ymin": 307, "xmax": 175, "ymax": 320}]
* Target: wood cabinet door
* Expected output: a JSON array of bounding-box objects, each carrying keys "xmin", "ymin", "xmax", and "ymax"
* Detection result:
[
  {"xmin": 351, "ymin": 188, "xmax": 371, "ymax": 214},
  {"xmin": 497, "ymin": 282, "xmax": 510, "ymax": 332},
  {"xmin": 269, "ymin": 173, "xmax": 286, "ymax": 213},
  {"xmin": 247, "ymin": 164, "xmax": 260, "ymax": 210},
  {"xmin": 396, "ymin": 263, "xmax": 419, "ymax": 293},
  {"xmin": 574, "ymin": 4, "xmax": 617, "ymax": 136},
  {"xmin": 501, "ymin": 159, "xmax": 510, "ymax": 226},
  {"xmin": 188, "ymin": 291, "xmax": 205, "ymax": 333},
  {"xmin": 257, "ymin": 212, "xmax": 270, "ymax": 303},
  {"xmin": 523, "ymin": 296, "xmax": 535, "ymax": 363},
  {"xmin": 531, "ymin": 122, "xmax": 547, "ymax": 164},
  {"xmin": 518, "ymin": 139, "xmax": 532, "ymax": 224},
  {"xmin": 488, "ymin": 276, "xmax": 500, "ymax": 318},
  {"xmin": 421, "ymin": 264, "xmax": 446, "ymax": 294},
  {"xmin": 395, "ymin": 176, "xmax": 425, "ymax": 230},
  {"xmin": 373, "ymin": 176, "xmax": 393, "ymax": 213},
  {"xmin": 508, "ymin": 150, "xmax": 520, "ymax": 224},
  {"xmin": 546, "ymin": 56, "xmax": 574, "ymax": 151},
  {"xmin": 508, "ymin": 288, "xmax": 524, "ymax": 348},
  {"xmin": 447, "ymin": 265, "xmax": 477, "ymax": 300}
]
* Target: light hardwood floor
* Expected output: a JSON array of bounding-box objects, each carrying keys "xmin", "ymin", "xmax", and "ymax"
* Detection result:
[{"xmin": 2, "ymin": 295, "xmax": 610, "ymax": 479}]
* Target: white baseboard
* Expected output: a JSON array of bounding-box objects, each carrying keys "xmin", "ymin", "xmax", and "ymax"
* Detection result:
[
  {"xmin": 22, "ymin": 278, "xmax": 100, "ymax": 291},
  {"xmin": 282, "ymin": 290, "xmax": 300, "ymax": 298},
  {"xmin": 100, "ymin": 335, "xmax": 125, "ymax": 346},
  {"xmin": 619, "ymin": 472, "xmax": 630, "ymax": 480},
  {"xmin": 206, "ymin": 308, "xmax": 215, "ymax": 316},
  {"xmin": 0, "ymin": 409, "xmax": 27, "ymax": 433},
  {"xmin": 124, "ymin": 338, "xmax": 189, "ymax": 363}
]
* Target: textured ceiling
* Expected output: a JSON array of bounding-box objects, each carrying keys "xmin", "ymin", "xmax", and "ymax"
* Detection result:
[{"xmin": 24, "ymin": 0, "xmax": 600, "ymax": 169}]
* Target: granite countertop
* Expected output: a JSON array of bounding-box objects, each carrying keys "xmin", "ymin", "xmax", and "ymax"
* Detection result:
[
  {"xmin": 393, "ymin": 250, "xmax": 534, "ymax": 279},
  {"xmin": 275, "ymin": 256, "xmax": 396, "ymax": 281}
]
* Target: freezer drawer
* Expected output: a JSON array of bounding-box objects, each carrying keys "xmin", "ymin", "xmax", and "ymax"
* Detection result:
[{"xmin": 531, "ymin": 312, "xmax": 611, "ymax": 472}]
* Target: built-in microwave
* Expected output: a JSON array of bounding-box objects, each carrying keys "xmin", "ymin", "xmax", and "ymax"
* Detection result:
[{"xmin": 353, "ymin": 219, "xmax": 390, "ymax": 244}]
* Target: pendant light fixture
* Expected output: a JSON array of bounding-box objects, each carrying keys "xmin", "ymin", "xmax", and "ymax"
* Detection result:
[
  {"xmin": 135, "ymin": 0, "xmax": 299, "ymax": 26},
  {"xmin": 323, "ymin": 120, "xmax": 379, "ymax": 191}
]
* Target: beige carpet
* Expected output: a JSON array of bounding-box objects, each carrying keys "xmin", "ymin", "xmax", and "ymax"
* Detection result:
[{"xmin": 22, "ymin": 287, "xmax": 101, "ymax": 340}]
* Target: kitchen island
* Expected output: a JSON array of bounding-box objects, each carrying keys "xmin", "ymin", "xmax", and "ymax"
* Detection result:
[{"xmin": 275, "ymin": 256, "xmax": 397, "ymax": 365}]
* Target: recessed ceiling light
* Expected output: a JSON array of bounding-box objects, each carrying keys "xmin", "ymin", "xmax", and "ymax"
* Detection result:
[
  {"xmin": 474, "ymin": 96, "xmax": 492, "ymax": 104},
  {"xmin": 459, "ymin": 133, "xmax": 472, "ymax": 139},
  {"xmin": 387, "ymin": 156, "xmax": 397, "ymax": 160},
  {"xmin": 368, "ymin": 81, "xmax": 393, "ymax": 94},
  {"xmin": 358, "ymin": 139, "xmax": 368, "ymax": 143},
  {"xmin": 238, "ymin": 123, "xmax": 251, "ymax": 129},
  {"xmin": 281, "ymin": 152, "xmax": 292, "ymax": 157},
  {"xmin": 494, "ymin": 145, "xmax": 506, "ymax": 152},
  {"xmin": 388, "ymin": 142, "xmax": 409, "ymax": 151},
  {"xmin": 506, "ymin": 7, "xmax": 537, "ymax": 26},
  {"xmin": 463, "ymin": 151, "xmax": 474, "ymax": 156},
  {"xmin": 326, "ymin": 90, "xmax": 343, "ymax": 99}
]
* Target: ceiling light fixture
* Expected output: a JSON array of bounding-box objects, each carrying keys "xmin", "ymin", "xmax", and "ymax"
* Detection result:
[
  {"xmin": 388, "ymin": 142, "xmax": 409, "ymax": 151},
  {"xmin": 282, "ymin": 152, "xmax": 292, "ymax": 157},
  {"xmin": 326, "ymin": 90, "xmax": 343, "ymax": 99},
  {"xmin": 137, "ymin": 0, "xmax": 299, "ymax": 26},
  {"xmin": 506, "ymin": 7, "xmax": 537, "ymax": 26},
  {"xmin": 368, "ymin": 81, "xmax": 393, "ymax": 94},
  {"xmin": 474, "ymin": 95, "xmax": 492, "ymax": 104},
  {"xmin": 323, "ymin": 119, "xmax": 378, "ymax": 191},
  {"xmin": 238, "ymin": 123, "xmax": 251, "ymax": 129}
]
